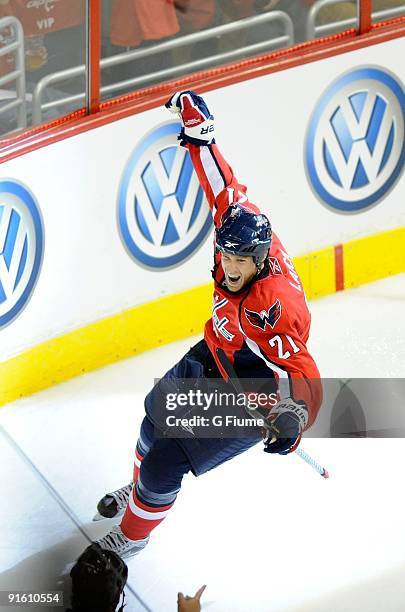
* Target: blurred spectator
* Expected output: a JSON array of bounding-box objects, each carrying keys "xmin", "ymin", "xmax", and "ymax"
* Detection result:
[
  {"xmin": 106, "ymin": 0, "xmax": 180, "ymax": 88},
  {"xmin": 171, "ymin": 0, "xmax": 216, "ymax": 66},
  {"xmin": 0, "ymin": 0, "xmax": 85, "ymax": 90},
  {"xmin": 0, "ymin": 0, "xmax": 85, "ymax": 132},
  {"xmin": 110, "ymin": 0, "xmax": 179, "ymax": 48},
  {"xmin": 175, "ymin": 0, "xmax": 216, "ymax": 33},
  {"xmin": 0, "ymin": 9, "xmax": 27, "ymax": 136},
  {"xmin": 25, "ymin": 0, "xmax": 405, "ymax": 109},
  {"xmin": 0, "ymin": 9, "xmax": 14, "ymax": 79}
]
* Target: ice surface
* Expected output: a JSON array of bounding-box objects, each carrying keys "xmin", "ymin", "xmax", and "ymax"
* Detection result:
[{"xmin": 1, "ymin": 274, "xmax": 405, "ymax": 611}]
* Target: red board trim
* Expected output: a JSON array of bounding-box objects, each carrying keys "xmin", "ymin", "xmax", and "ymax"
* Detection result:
[{"xmin": 334, "ymin": 244, "xmax": 344, "ymax": 292}]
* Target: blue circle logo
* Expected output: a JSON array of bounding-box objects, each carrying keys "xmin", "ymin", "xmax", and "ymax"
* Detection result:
[
  {"xmin": 305, "ymin": 67, "xmax": 405, "ymax": 212},
  {"xmin": 118, "ymin": 122, "xmax": 212, "ymax": 268},
  {"xmin": 0, "ymin": 181, "xmax": 44, "ymax": 329}
]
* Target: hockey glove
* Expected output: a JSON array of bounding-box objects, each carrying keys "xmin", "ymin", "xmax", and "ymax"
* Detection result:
[
  {"xmin": 165, "ymin": 90, "xmax": 215, "ymax": 146},
  {"xmin": 263, "ymin": 398, "xmax": 308, "ymax": 455}
]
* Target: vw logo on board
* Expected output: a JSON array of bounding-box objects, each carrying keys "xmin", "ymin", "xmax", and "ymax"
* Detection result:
[
  {"xmin": 305, "ymin": 67, "xmax": 405, "ymax": 212},
  {"xmin": 118, "ymin": 122, "xmax": 212, "ymax": 268},
  {"xmin": 0, "ymin": 180, "xmax": 44, "ymax": 329}
]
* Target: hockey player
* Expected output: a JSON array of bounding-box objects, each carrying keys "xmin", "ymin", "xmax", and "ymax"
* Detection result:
[{"xmin": 92, "ymin": 91, "xmax": 322, "ymax": 557}]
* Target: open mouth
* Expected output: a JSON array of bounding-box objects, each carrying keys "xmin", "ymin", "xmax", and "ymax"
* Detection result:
[{"xmin": 226, "ymin": 274, "xmax": 241, "ymax": 286}]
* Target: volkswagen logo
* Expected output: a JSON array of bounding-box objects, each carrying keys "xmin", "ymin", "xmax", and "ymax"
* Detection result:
[
  {"xmin": 0, "ymin": 181, "xmax": 44, "ymax": 329},
  {"xmin": 118, "ymin": 122, "xmax": 212, "ymax": 268},
  {"xmin": 305, "ymin": 67, "xmax": 405, "ymax": 212}
]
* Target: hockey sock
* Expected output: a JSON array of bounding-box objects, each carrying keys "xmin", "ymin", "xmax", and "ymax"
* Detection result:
[
  {"xmin": 120, "ymin": 478, "xmax": 177, "ymax": 541},
  {"xmin": 132, "ymin": 444, "xmax": 144, "ymax": 484},
  {"xmin": 132, "ymin": 427, "xmax": 152, "ymax": 484}
]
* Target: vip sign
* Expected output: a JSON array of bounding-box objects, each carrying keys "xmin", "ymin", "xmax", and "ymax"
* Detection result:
[
  {"xmin": 118, "ymin": 122, "xmax": 212, "ymax": 269},
  {"xmin": 0, "ymin": 181, "xmax": 44, "ymax": 329},
  {"xmin": 305, "ymin": 67, "xmax": 405, "ymax": 212}
]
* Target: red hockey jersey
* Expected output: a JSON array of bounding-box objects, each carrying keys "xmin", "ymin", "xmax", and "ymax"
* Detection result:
[
  {"xmin": 3, "ymin": 0, "xmax": 85, "ymax": 37},
  {"xmin": 187, "ymin": 143, "xmax": 322, "ymax": 428},
  {"xmin": 110, "ymin": 0, "xmax": 179, "ymax": 47}
]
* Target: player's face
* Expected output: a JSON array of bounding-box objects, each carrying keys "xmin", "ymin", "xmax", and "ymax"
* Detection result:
[{"xmin": 221, "ymin": 252, "xmax": 257, "ymax": 292}]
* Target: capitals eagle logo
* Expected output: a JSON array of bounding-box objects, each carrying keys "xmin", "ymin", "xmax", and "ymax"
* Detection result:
[{"xmin": 244, "ymin": 299, "xmax": 282, "ymax": 330}]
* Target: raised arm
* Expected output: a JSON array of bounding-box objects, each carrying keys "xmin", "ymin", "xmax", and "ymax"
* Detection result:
[{"xmin": 166, "ymin": 90, "xmax": 260, "ymax": 227}]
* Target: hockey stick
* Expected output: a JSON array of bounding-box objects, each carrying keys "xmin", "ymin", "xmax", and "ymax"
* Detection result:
[
  {"xmin": 295, "ymin": 447, "xmax": 329, "ymax": 478},
  {"xmin": 216, "ymin": 349, "xmax": 329, "ymax": 479}
]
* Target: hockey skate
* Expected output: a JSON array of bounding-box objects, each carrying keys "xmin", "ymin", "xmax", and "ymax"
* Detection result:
[
  {"xmin": 93, "ymin": 482, "xmax": 133, "ymax": 521},
  {"xmin": 94, "ymin": 525, "xmax": 150, "ymax": 559}
]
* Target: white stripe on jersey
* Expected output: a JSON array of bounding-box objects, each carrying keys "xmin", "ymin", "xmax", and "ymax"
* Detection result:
[
  {"xmin": 241, "ymin": 330, "xmax": 291, "ymax": 399},
  {"xmin": 200, "ymin": 147, "xmax": 225, "ymax": 199},
  {"xmin": 128, "ymin": 492, "xmax": 171, "ymax": 520}
]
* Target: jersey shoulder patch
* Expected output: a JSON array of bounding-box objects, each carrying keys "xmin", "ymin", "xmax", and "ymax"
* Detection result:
[{"xmin": 268, "ymin": 257, "xmax": 283, "ymax": 276}]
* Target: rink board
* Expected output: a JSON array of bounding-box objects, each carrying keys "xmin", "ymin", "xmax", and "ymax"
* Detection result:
[{"xmin": 0, "ymin": 34, "xmax": 404, "ymax": 404}]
